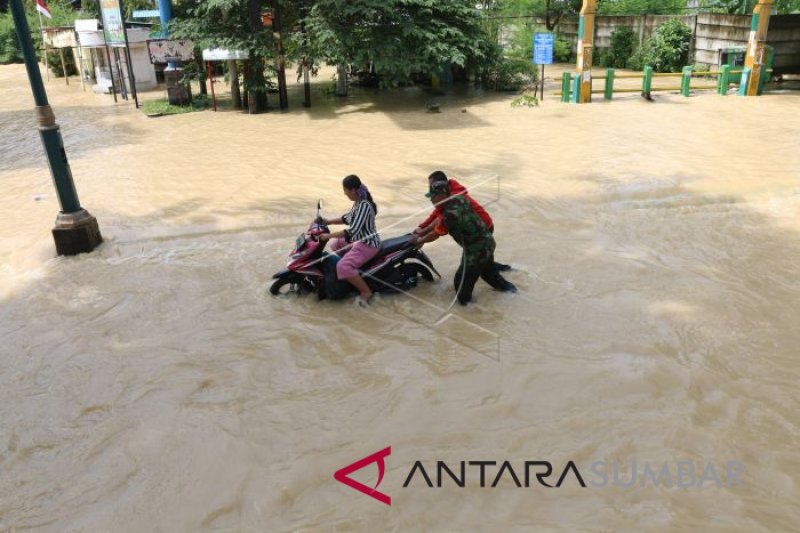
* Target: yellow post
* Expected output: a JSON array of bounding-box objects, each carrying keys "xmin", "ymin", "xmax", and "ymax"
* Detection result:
[
  {"xmin": 743, "ymin": 0, "xmax": 773, "ymax": 96},
  {"xmin": 576, "ymin": 0, "xmax": 597, "ymax": 103}
]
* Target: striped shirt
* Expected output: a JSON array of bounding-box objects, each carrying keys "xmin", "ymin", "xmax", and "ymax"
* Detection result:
[{"xmin": 342, "ymin": 200, "xmax": 381, "ymax": 248}]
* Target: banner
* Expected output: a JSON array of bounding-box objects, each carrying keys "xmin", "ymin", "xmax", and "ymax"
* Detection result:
[
  {"xmin": 147, "ymin": 39, "xmax": 195, "ymax": 63},
  {"xmin": 100, "ymin": 0, "xmax": 125, "ymax": 45}
]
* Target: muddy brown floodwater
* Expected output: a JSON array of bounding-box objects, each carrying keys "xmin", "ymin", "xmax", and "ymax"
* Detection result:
[{"xmin": 1, "ymin": 63, "xmax": 800, "ymax": 531}]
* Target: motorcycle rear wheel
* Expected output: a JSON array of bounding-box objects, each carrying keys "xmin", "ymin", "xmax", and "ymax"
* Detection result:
[{"xmin": 401, "ymin": 262, "xmax": 435, "ymax": 282}]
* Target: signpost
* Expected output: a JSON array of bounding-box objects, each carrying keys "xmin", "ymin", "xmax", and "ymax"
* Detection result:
[
  {"xmin": 533, "ymin": 32, "xmax": 554, "ymax": 101},
  {"xmin": 100, "ymin": 0, "xmax": 138, "ymax": 107}
]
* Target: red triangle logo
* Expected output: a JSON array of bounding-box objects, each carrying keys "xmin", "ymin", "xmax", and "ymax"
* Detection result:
[{"xmin": 333, "ymin": 446, "xmax": 392, "ymax": 506}]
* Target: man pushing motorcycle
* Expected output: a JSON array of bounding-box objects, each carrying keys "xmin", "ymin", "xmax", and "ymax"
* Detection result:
[{"xmin": 411, "ymin": 179, "xmax": 517, "ymax": 305}]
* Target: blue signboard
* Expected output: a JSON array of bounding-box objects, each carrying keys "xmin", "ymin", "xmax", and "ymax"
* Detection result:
[
  {"xmin": 133, "ymin": 9, "xmax": 161, "ymax": 18},
  {"xmin": 533, "ymin": 32, "xmax": 554, "ymax": 65}
]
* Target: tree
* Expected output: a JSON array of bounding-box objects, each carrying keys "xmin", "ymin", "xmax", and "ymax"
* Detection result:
[
  {"xmin": 776, "ymin": 0, "xmax": 800, "ymax": 12},
  {"xmin": 170, "ymin": 0, "xmax": 278, "ymax": 111},
  {"xmin": 598, "ymin": 0, "xmax": 687, "ymax": 15},
  {"xmin": 496, "ymin": 0, "xmax": 581, "ymax": 31},
  {"xmin": 542, "ymin": 0, "xmax": 582, "ymax": 31},
  {"xmin": 303, "ymin": 0, "xmax": 494, "ymax": 87},
  {"xmin": 701, "ymin": 0, "xmax": 756, "ymax": 14},
  {"xmin": 703, "ymin": 0, "xmax": 800, "ymax": 13},
  {"xmin": 630, "ymin": 18, "xmax": 692, "ymax": 72}
]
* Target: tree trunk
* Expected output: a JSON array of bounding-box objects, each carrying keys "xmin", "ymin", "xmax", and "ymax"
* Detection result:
[
  {"xmin": 271, "ymin": 0, "xmax": 289, "ymax": 110},
  {"xmin": 229, "ymin": 59, "xmax": 241, "ymax": 109},
  {"xmin": 196, "ymin": 55, "xmax": 207, "ymax": 95},
  {"xmin": 336, "ymin": 63, "xmax": 348, "ymax": 97},
  {"xmin": 247, "ymin": 0, "xmax": 267, "ymax": 113}
]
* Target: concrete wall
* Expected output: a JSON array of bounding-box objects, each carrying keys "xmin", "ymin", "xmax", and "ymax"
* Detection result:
[{"xmin": 538, "ymin": 13, "xmax": 800, "ymax": 74}]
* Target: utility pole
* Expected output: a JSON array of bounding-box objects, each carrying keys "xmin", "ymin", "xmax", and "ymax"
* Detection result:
[
  {"xmin": 10, "ymin": 0, "xmax": 102, "ymax": 255},
  {"xmin": 575, "ymin": 0, "xmax": 597, "ymax": 104},
  {"xmin": 158, "ymin": 0, "xmax": 191, "ymax": 105},
  {"xmin": 742, "ymin": 0, "xmax": 773, "ymax": 96}
]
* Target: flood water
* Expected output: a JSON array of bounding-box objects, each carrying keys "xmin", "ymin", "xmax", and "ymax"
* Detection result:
[{"xmin": 1, "ymin": 63, "xmax": 800, "ymax": 531}]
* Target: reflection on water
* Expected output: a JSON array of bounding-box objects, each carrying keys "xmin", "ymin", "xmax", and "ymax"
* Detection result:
[{"xmin": 1, "ymin": 63, "xmax": 800, "ymax": 531}]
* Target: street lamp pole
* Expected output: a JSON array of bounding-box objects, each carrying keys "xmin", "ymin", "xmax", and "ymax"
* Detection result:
[{"xmin": 10, "ymin": 0, "xmax": 102, "ymax": 256}]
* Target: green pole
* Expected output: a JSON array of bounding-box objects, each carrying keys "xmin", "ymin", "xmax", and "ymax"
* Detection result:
[
  {"xmin": 738, "ymin": 67, "xmax": 751, "ymax": 96},
  {"xmin": 604, "ymin": 68, "xmax": 614, "ymax": 100},
  {"xmin": 681, "ymin": 66, "xmax": 692, "ymax": 97},
  {"xmin": 10, "ymin": 0, "xmax": 102, "ymax": 255},
  {"xmin": 570, "ymin": 73, "xmax": 581, "ymax": 103},
  {"xmin": 642, "ymin": 66, "xmax": 653, "ymax": 99},
  {"xmin": 719, "ymin": 64, "xmax": 730, "ymax": 95},
  {"xmin": 561, "ymin": 72, "xmax": 571, "ymax": 103}
]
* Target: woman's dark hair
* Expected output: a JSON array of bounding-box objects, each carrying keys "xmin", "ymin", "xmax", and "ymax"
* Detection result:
[{"xmin": 343, "ymin": 174, "xmax": 377, "ymax": 214}]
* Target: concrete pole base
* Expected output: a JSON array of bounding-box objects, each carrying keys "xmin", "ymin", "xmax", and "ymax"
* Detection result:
[
  {"xmin": 165, "ymin": 69, "xmax": 192, "ymax": 106},
  {"xmin": 52, "ymin": 209, "xmax": 103, "ymax": 256}
]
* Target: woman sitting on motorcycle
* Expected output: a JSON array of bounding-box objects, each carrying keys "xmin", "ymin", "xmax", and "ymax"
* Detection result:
[{"xmin": 319, "ymin": 175, "xmax": 381, "ymax": 306}]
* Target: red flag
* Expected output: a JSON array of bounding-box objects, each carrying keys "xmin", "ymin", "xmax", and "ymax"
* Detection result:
[{"xmin": 36, "ymin": 0, "xmax": 52, "ymax": 18}]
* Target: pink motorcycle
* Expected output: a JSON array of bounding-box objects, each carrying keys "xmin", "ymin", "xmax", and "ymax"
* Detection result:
[{"xmin": 270, "ymin": 202, "xmax": 440, "ymax": 299}]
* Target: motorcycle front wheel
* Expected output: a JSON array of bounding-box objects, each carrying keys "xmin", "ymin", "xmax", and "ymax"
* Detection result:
[{"xmin": 269, "ymin": 276, "xmax": 314, "ymax": 296}]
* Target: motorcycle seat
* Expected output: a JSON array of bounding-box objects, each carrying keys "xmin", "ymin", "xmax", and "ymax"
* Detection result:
[{"xmin": 378, "ymin": 235, "xmax": 410, "ymax": 255}]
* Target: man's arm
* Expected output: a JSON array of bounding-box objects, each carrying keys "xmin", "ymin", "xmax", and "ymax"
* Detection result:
[
  {"xmin": 414, "ymin": 210, "xmax": 439, "ymax": 234},
  {"xmin": 411, "ymin": 217, "xmax": 448, "ymax": 246}
]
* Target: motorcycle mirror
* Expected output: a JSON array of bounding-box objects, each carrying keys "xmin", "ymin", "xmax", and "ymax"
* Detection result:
[{"xmin": 317, "ymin": 199, "xmax": 323, "ymax": 212}]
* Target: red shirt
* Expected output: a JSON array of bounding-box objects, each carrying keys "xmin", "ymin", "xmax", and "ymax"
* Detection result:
[{"xmin": 420, "ymin": 178, "xmax": 493, "ymax": 230}]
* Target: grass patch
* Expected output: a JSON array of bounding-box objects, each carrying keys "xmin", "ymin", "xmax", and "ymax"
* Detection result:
[
  {"xmin": 511, "ymin": 91, "xmax": 539, "ymax": 108},
  {"xmin": 141, "ymin": 96, "xmax": 210, "ymax": 116}
]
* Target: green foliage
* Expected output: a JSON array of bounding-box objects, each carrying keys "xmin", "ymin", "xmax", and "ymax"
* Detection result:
[
  {"xmin": 485, "ymin": 56, "xmax": 537, "ymax": 91},
  {"xmin": 594, "ymin": 47, "xmax": 610, "ymax": 67},
  {"xmin": 1, "ymin": 0, "xmax": 90, "ymax": 65},
  {"xmin": 608, "ymin": 25, "xmax": 635, "ymax": 68},
  {"xmin": 630, "ymin": 19, "xmax": 691, "ymax": 73},
  {"xmin": 699, "ymin": 0, "xmax": 800, "ymax": 13},
  {"xmin": 775, "ymin": 0, "xmax": 800, "ymax": 12},
  {"xmin": 46, "ymin": 48, "xmax": 77, "ymax": 76},
  {"xmin": 511, "ymin": 90, "xmax": 538, "ymax": 107},
  {"xmin": 692, "ymin": 62, "xmax": 713, "ymax": 78},
  {"xmin": 0, "ymin": 12, "xmax": 22, "ymax": 64},
  {"xmin": 304, "ymin": 0, "xmax": 493, "ymax": 87},
  {"xmin": 170, "ymin": 0, "xmax": 273, "ymax": 57},
  {"xmin": 598, "ymin": 0, "xmax": 686, "ymax": 15},
  {"xmin": 699, "ymin": 0, "xmax": 754, "ymax": 14},
  {"xmin": 553, "ymin": 35, "xmax": 573, "ymax": 63},
  {"xmin": 141, "ymin": 97, "xmax": 210, "ymax": 115}
]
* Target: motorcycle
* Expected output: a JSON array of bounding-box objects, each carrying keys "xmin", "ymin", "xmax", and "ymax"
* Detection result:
[{"xmin": 270, "ymin": 201, "xmax": 440, "ymax": 300}]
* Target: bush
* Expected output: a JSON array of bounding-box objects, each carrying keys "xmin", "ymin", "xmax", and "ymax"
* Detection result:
[
  {"xmin": 46, "ymin": 49, "xmax": 78, "ymax": 77},
  {"xmin": 485, "ymin": 57, "xmax": 537, "ymax": 91},
  {"xmin": 595, "ymin": 47, "xmax": 611, "ymax": 68},
  {"xmin": 632, "ymin": 19, "xmax": 692, "ymax": 73},
  {"xmin": 554, "ymin": 37, "xmax": 574, "ymax": 63},
  {"xmin": 511, "ymin": 91, "xmax": 539, "ymax": 107},
  {"xmin": 692, "ymin": 63, "xmax": 713, "ymax": 78},
  {"xmin": 0, "ymin": 13, "xmax": 23, "ymax": 65},
  {"xmin": 609, "ymin": 26, "xmax": 636, "ymax": 69}
]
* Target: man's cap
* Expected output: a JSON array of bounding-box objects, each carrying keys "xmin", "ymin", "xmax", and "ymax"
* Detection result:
[
  {"xmin": 428, "ymin": 170, "xmax": 448, "ymax": 183},
  {"xmin": 426, "ymin": 180, "xmax": 450, "ymax": 198}
]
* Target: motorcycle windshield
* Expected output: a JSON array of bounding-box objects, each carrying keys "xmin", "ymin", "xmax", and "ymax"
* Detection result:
[{"xmin": 295, "ymin": 233, "xmax": 307, "ymax": 251}]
